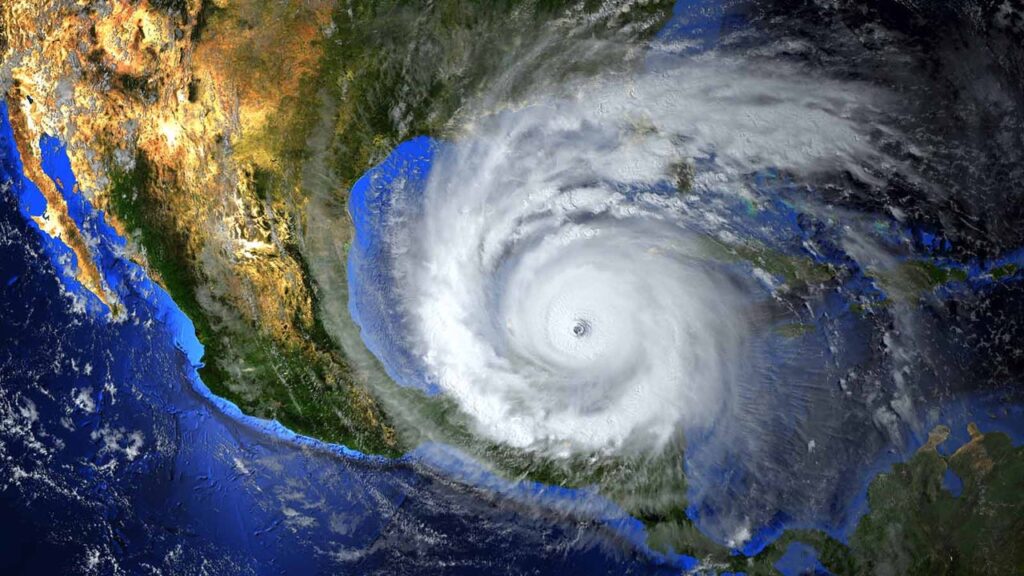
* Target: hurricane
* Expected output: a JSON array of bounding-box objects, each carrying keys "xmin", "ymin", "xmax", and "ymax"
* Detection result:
[
  {"xmin": 353, "ymin": 48, "xmax": 901, "ymax": 448},
  {"xmin": 342, "ymin": 10, "xmax": 1024, "ymax": 544}
]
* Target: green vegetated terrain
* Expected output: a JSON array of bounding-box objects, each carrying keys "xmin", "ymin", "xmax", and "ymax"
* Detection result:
[
  {"xmin": 735, "ymin": 425, "xmax": 1024, "ymax": 575},
  {"xmin": 107, "ymin": 149, "xmax": 402, "ymax": 455}
]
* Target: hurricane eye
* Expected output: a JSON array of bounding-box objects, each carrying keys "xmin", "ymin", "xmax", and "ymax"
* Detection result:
[{"xmin": 572, "ymin": 319, "xmax": 590, "ymax": 338}]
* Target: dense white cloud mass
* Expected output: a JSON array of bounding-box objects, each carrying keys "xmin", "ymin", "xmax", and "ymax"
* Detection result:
[{"xmin": 382, "ymin": 53, "xmax": 897, "ymax": 455}]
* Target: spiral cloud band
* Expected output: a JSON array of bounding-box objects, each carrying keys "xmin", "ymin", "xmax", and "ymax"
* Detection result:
[{"xmin": 350, "ymin": 51, "xmax": 901, "ymax": 457}]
